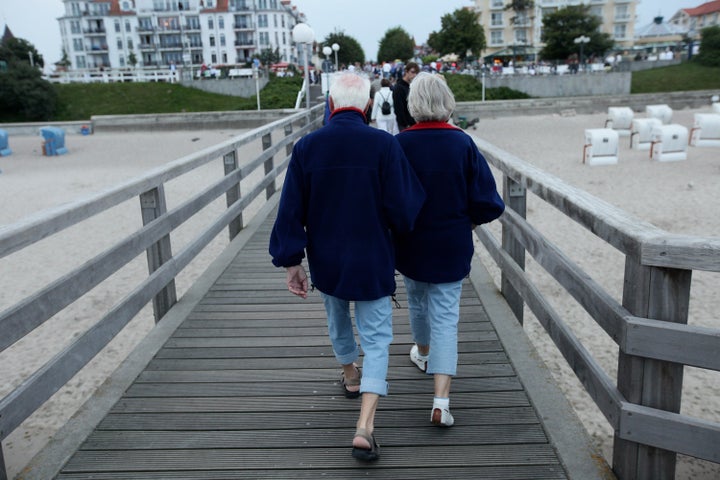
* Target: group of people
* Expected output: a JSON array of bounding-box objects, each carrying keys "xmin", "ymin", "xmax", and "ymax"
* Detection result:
[{"xmin": 269, "ymin": 68, "xmax": 505, "ymax": 461}]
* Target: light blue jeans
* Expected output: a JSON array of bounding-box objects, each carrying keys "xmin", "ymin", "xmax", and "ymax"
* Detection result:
[
  {"xmin": 321, "ymin": 293, "xmax": 393, "ymax": 396},
  {"xmin": 403, "ymin": 276, "xmax": 463, "ymax": 376}
]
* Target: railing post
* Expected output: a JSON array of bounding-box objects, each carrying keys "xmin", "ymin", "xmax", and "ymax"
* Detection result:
[
  {"xmin": 501, "ymin": 175, "xmax": 527, "ymax": 324},
  {"xmin": 613, "ymin": 257, "xmax": 691, "ymax": 480},
  {"xmin": 1, "ymin": 444, "xmax": 7, "ymax": 480},
  {"xmin": 139, "ymin": 185, "xmax": 177, "ymax": 322},
  {"xmin": 284, "ymin": 122, "xmax": 294, "ymax": 160},
  {"xmin": 262, "ymin": 133, "xmax": 275, "ymax": 200},
  {"xmin": 223, "ymin": 150, "xmax": 243, "ymax": 239}
]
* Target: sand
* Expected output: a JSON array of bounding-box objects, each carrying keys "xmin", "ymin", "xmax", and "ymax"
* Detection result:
[{"xmin": 1, "ymin": 107, "xmax": 718, "ymax": 478}]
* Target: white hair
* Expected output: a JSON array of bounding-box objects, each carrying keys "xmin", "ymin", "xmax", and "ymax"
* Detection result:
[
  {"xmin": 408, "ymin": 72, "xmax": 456, "ymax": 122},
  {"xmin": 329, "ymin": 72, "xmax": 371, "ymax": 110}
]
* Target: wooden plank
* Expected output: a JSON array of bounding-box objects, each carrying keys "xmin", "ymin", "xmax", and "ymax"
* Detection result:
[
  {"xmin": 81, "ymin": 424, "xmax": 548, "ymax": 450},
  {"xmin": 57, "ymin": 465, "xmax": 566, "ymax": 480},
  {"xmin": 619, "ymin": 403, "xmax": 720, "ymax": 464},
  {"xmin": 622, "ymin": 316, "xmax": 720, "ymax": 371},
  {"xmin": 62, "ymin": 444, "xmax": 561, "ymax": 472}
]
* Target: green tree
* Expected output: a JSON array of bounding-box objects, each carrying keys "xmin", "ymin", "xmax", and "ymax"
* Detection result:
[
  {"xmin": 0, "ymin": 62, "xmax": 57, "ymax": 121},
  {"xmin": 427, "ymin": 8, "xmax": 485, "ymax": 61},
  {"xmin": 377, "ymin": 27, "xmax": 414, "ymax": 62},
  {"xmin": 128, "ymin": 51, "xmax": 138, "ymax": 68},
  {"xmin": 258, "ymin": 47, "xmax": 282, "ymax": 66},
  {"xmin": 0, "ymin": 37, "xmax": 44, "ymax": 68},
  {"xmin": 321, "ymin": 31, "xmax": 365, "ymax": 66},
  {"xmin": 58, "ymin": 49, "xmax": 71, "ymax": 69},
  {"xmin": 540, "ymin": 5, "xmax": 614, "ymax": 61},
  {"xmin": 694, "ymin": 25, "xmax": 720, "ymax": 67}
]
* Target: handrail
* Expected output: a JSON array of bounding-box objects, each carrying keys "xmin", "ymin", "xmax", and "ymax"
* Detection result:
[
  {"xmin": 0, "ymin": 104, "xmax": 324, "ymax": 479},
  {"xmin": 472, "ymin": 135, "xmax": 720, "ymax": 478}
]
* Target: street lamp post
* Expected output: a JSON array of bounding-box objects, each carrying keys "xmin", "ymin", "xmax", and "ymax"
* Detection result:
[
  {"xmin": 574, "ymin": 35, "xmax": 590, "ymax": 72},
  {"xmin": 322, "ymin": 45, "xmax": 332, "ymax": 72},
  {"xmin": 332, "ymin": 43, "xmax": 340, "ymax": 71},
  {"xmin": 292, "ymin": 23, "xmax": 315, "ymax": 110}
]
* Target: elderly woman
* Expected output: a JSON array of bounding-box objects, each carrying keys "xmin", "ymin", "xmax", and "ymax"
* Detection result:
[{"xmin": 394, "ymin": 72, "xmax": 505, "ymax": 427}]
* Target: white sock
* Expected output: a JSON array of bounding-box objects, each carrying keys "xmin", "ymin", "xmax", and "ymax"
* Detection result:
[{"xmin": 433, "ymin": 397, "xmax": 449, "ymax": 409}]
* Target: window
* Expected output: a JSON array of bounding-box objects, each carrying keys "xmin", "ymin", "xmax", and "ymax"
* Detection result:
[
  {"xmin": 613, "ymin": 24, "xmax": 627, "ymax": 39},
  {"xmin": 73, "ymin": 38, "xmax": 84, "ymax": 51},
  {"xmin": 282, "ymin": 15, "xmax": 285, "ymax": 27},
  {"xmin": 258, "ymin": 14, "xmax": 268, "ymax": 27},
  {"xmin": 117, "ymin": 39, "xmax": 123, "ymax": 49},
  {"xmin": 615, "ymin": 5, "xmax": 629, "ymax": 21},
  {"xmin": 122, "ymin": 1, "xmax": 130, "ymax": 10},
  {"xmin": 258, "ymin": 0, "xmax": 267, "ymax": 8},
  {"xmin": 210, "ymin": 35, "xmax": 216, "ymax": 46},
  {"xmin": 490, "ymin": 31, "xmax": 503, "ymax": 45},
  {"xmin": 270, "ymin": 0, "xmax": 277, "ymax": 7},
  {"xmin": 219, "ymin": 17, "xmax": 224, "ymax": 28},
  {"xmin": 491, "ymin": 0, "xmax": 504, "ymax": 8},
  {"xmin": 222, "ymin": 52, "xmax": 227, "ymax": 63},
  {"xmin": 259, "ymin": 31, "xmax": 269, "ymax": 45},
  {"xmin": 128, "ymin": 39, "xmax": 134, "ymax": 49},
  {"xmin": 220, "ymin": 34, "xmax": 226, "ymax": 46},
  {"xmin": 491, "ymin": 12, "xmax": 503, "ymax": 26},
  {"xmin": 115, "ymin": 20, "xmax": 121, "ymax": 32},
  {"xmin": 274, "ymin": 14, "xmax": 277, "ymax": 27},
  {"xmin": 515, "ymin": 30, "xmax": 527, "ymax": 44},
  {"xmin": 208, "ymin": 17, "xmax": 214, "ymax": 29},
  {"xmin": 71, "ymin": 21, "xmax": 81, "ymax": 34},
  {"xmin": 125, "ymin": 21, "xmax": 131, "ymax": 32},
  {"xmin": 119, "ymin": 55, "xmax": 125, "ymax": 66},
  {"xmin": 282, "ymin": 32, "xmax": 286, "ymax": 44},
  {"xmin": 211, "ymin": 53, "xmax": 217, "ymax": 63},
  {"xmin": 76, "ymin": 55, "xmax": 86, "ymax": 68}
]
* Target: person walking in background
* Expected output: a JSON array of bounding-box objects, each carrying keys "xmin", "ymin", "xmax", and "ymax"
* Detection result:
[
  {"xmin": 394, "ymin": 72, "xmax": 505, "ymax": 427},
  {"xmin": 371, "ymin": 78, "xmax": 398, "ymax": 134},
  {"xmin": 392, "ymin": 61, "xmax": 419, "ymax": 132},
  {"xmin": 269, "ymin": 72, "xmax": 425, "ymax": 461}
]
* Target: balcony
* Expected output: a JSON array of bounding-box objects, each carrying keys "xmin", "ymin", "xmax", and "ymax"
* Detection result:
[
  {"xmin": 139, "ymin": 43, "xmax": 157, "ymax": 51},
  {"xmin": 137, "ymin": 26, "xmax": 156, "ymax": 32},
  {"xmin": 184, "ymin": 24, "xmax": 201, "ymax": 31},
  {"xmin": 159, "ymin": 42, "xmax": 184, "ymax": 50},
  {"xmin": 83, "ymin": 28, "xmax": 107, "ymax": 35},
  {"xmin": 614, "ymin": 14, "xmax": 632, "ymax": 22},
  {"xmin": 235, "ymin": 40, "xmax": 255, "ymax": 48},
  {"xmin": 87, "ymin": 45, "xmax": 109, "ymax": 53},
  {"xmin": 234, "ymin": 22, "xmax": 255, "ymax": 30}
]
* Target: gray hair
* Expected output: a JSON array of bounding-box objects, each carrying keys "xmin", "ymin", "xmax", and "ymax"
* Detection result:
[
  {"xmin": 408, "ymin": 72, "xmax": 456, "ymax": 122},
  {"xmin": 329, "ymin": 72, "xmax": 371, "ymax": 110}
]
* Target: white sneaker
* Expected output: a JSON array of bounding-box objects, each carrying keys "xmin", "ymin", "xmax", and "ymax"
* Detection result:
[
  {"xmin": 431, "ymin": 406, "xmax": 454, "ymax": 427},
  {"xmin": 409, "ymin": 345, "xmax": 428, "ymax": 372}
]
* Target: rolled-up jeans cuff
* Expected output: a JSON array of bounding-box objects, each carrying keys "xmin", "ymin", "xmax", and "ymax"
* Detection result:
[{"xmin": 360, "ymin": 377, "xmax": 389, "ymax": 397}]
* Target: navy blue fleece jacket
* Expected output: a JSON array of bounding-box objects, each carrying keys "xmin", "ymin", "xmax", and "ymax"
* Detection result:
[
  {"xmin": 394, "ymin": 122, "xmax": 505, "ymax": 283},
  {"xmin": 269, "ymin": 108, "xmax": 426, "ymax": 300}
]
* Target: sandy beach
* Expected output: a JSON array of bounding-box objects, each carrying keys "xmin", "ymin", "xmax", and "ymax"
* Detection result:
[{"xmin": 1, "ymin": 106, "xmax": 719, "ymax": 479}]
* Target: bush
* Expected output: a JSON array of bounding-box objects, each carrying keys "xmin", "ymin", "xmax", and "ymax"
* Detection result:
[
  {"xmin": 442, "ymin": 73, "xmax": 530, "ymax": 101},
  {"xmin": 694, "ymin": 25, "xmax": 720, "ymax": 67},
  {"xmin": 0, "ymin": 63, "xmax": 57, "ymax": 121}
]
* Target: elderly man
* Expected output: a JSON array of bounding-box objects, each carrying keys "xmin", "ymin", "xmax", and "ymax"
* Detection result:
[{"xmin": 269, "ymin": 72, "xmax": 425, "ymax": 461}]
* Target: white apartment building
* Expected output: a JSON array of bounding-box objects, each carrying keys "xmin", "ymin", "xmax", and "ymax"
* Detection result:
[
  {"xmin": 474, "ymin": 0, "xmax": 638, "ymax": 59},
  {"xmin": 57, "ymin": 0, "xmax": 306, "ymax": 70}
]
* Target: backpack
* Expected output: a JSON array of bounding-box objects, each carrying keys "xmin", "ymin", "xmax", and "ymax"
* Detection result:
[{"xmin": 379, "ymin": 92, "xmax": 392, "ymax": 115}]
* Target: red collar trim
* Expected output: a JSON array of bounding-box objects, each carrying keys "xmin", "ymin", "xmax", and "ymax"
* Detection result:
[
  {"xmin": 405, "ymin": 121, "xmax": 462, "ymax": 131},
  {"xmin": 330, "ymin": 107, "xmax": 367, "ymax": 121}
]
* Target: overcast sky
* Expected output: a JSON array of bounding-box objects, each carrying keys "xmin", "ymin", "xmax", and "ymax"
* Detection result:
[{"xmin": 0, "ymin": 0, "xmax": 696, "ymax": 70}]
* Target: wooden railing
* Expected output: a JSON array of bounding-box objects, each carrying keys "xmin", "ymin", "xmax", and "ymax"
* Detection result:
[
  {"xmin": 0, "ymin": 105, "xmax": 324, "ymax": 480},
  {"xmin": 473, "ymin": 136, "xmax": 720, "ymax": 479}
]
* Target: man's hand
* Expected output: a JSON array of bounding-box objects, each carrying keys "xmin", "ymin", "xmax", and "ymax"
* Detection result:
[{"xmin": 286, "ymin": 265, "xmax": 309, "ymax": 299}]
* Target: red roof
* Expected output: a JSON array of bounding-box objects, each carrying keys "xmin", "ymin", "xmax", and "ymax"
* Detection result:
[
  {"xmin": 684, "ymin": 0, "xmax": 720, "ymax": 17},
  {"xmin": 202, "ymin": 0, "xmax": 229, "ymax": 13}
]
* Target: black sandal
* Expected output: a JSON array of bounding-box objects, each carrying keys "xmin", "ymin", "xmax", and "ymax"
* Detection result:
[{"xmin": 351, "ymin": 428, "xmax": 380, "ymax": 461}]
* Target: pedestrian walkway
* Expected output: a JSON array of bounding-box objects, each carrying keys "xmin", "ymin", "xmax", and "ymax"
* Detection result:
[{"xmin": 45, "ymin": 198, "xmax": 608, "ymax": 479}]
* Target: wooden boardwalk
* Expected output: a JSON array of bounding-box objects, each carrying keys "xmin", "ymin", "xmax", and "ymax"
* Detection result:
[{"xmin": 49, "ymin": 201, "xmax": 605, "ymax": 479}]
